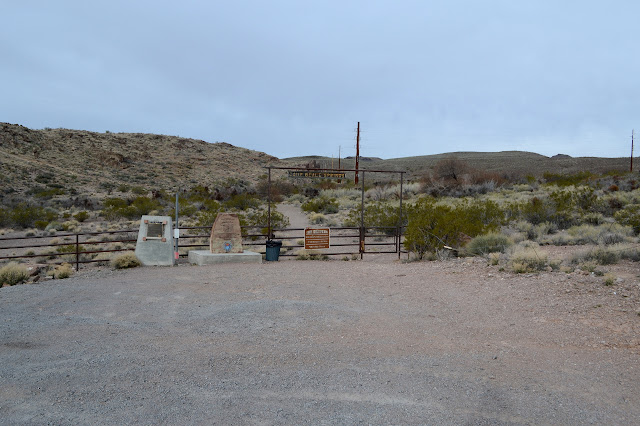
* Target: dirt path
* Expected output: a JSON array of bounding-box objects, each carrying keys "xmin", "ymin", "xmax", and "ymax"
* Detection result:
[
  {"xmin": 276, "ymin": 203, "xmax": 310, "ymax": 229},
  {"xmin": 1, "ymin": 258, "xmax": 639, "ymax": 424}
]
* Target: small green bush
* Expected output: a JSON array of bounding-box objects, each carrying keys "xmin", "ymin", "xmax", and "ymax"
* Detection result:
[
  {"xmin": 466, "ymin": 233, "xmax": 513, "ymax": 255},
  {"xmin": 73, "ymin": 211, "xmax": 90, "ymax": 222},
  {"xmin": 301, "ymin": 197, "xmax": 339, "ymax": 214},
  {"xmin": 101, "ymin": 196, "xmax": 162, "ymax": 220},
  {"xmin": 344, "ymin": 202, "xmax": 403, "ymax": 234},
  {"xmin": 223, "ymin": 193, "xmax": 261, "ymax": 211},
  {"xmin": 111, "ymin": 252, "xmax": 142, "ymax": 269},
  {"xmin": 614, "ymin": 204, "xmax": 640, "ymax": 234},
  {"xmin": 0, "ymin": 262, "xmax": 30, "ymax": 285}
]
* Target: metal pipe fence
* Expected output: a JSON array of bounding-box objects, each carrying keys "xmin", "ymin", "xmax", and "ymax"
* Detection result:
[
  {"xmin": 0, "ymin": 230, "xmax": 138, "ymax": 271},
  {"xmin": 0, "ymin": 225, "xmax": 408, "ymax": 269}
]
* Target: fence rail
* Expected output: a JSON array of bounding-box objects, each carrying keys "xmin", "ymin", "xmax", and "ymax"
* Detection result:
[
  {"xmin": 0, "ymin": 225, "xmax": 408, "ymax": 269},
  {"xmin": 0, "ymin": 230, "xmax": 138, "ymax": 271}
]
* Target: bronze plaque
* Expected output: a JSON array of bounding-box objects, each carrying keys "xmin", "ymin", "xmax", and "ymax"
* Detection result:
[
  {"xmin": 147, "ymin": 222, "xmax": 164, "ymax": 239},
  {"xmin": 210, "ymin": 213, "xmax": 243, "ymax": 253}
]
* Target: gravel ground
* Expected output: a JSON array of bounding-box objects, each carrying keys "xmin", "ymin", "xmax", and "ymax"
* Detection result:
[{"xmin": 1, "ymin": 258, "xmax": 639, "ymax": 425}]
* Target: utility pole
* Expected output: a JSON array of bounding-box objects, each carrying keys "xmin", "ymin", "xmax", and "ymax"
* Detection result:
[
  {"xmin": 355, "ymin": 122, "xmax": 360, "ymax": 185},
  {"xmin": 631, "ymin": 129, "xmax": 635, "ymax": 173},
  {"xmin": 338, "ymin": 145, "xmax": 341, "ymax": 183}
]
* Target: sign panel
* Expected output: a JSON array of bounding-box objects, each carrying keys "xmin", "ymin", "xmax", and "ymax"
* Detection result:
[
  {"xmin": 289, "ymin": 171, "xmax": 346, "ymax": 179},
  {"xmin": 305, "ymin": 227, "xmax": 330, "ymax": 250}
]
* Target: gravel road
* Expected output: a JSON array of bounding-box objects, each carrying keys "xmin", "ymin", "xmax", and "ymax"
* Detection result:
[{"xmin": 1, "ymin": 259, "xmax": 639, "ymax": 424}]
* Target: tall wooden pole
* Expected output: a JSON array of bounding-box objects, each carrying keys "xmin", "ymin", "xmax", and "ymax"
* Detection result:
[
  {"xmin": 338, "ymin": 145, "xmax": 341, "ymax": 183},
  {"xmin": 631, "ymin": 130, "xmax": 634, "ymax": 173},
  {"xmin": 355, "ymin": 122, "xmax": 360, "ymax": 185}
]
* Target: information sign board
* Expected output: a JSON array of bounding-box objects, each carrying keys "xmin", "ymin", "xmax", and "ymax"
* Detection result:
[{"xmin": 304, "ymin": 228, "xmax": 330, "ymax": 249}]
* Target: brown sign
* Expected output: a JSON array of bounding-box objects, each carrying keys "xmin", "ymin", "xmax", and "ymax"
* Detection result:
[
  {"xmin": 210, "ymin": 213, "xmax": 243, "ymax": 253},
  {"xmin": 305, "ymin": 227, "xmax": 330, "ymax": 250},
  {"xmin": 289, "ymin": 171, "xmax": 346, "ymax": 179}
]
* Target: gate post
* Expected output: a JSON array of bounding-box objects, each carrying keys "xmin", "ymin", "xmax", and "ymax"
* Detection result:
[
  {"xmin": 267, "ymin": 167, "xmax": 272, "ymax": 239},
  {"xmin": 75, "ymin": 234, "xmax": 80, "ymax": 271},
  {"xmin": 360, "ymin": 170, "xmax": 365, "ymax": 259}
]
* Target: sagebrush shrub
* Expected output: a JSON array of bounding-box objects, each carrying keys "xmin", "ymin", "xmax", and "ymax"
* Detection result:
[
  {"xmin": 508, "ymin": 244, "xmax": 549, "ymax": 273},
  {"xmin": 571, "ymin": 246, "xmax": 620, "ymax": 266},
  {"xmin": 466, "ymin": 233, "xmax": 513, "ymax": 255},
  {"xmin": 111, "ymin": 252, "xmax": 142, "ymax": 269},
  {"xmin": 301, "ymin": 197, "xmax": 339, "ymax": 214},
  {"xmin": 0, "ymin": 262, "xmax": 30, "ymax": 285}
]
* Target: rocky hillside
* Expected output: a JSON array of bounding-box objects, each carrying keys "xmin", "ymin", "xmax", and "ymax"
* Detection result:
[
  {"xmin": 1, "ymin": 122, "xmax": 634, "ymax": 206},
  {"xmin": 0, "ymin": 123, "xmax": 286, "ymax": 199}
]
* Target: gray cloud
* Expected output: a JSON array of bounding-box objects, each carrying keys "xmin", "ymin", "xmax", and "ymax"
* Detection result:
[{"xmin": 1, "ymin": 0, "xmax": 638, "ymax": 159}]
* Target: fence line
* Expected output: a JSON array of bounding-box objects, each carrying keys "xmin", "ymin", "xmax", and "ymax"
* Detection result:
[{"xmin": 0, "ymin": 225, "xmax": 407, "ymax": 269}]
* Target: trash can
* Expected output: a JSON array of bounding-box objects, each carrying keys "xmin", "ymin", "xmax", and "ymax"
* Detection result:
[{"xmin": 265, "ymin": 240, "xmax": 282, "ymax": 261}]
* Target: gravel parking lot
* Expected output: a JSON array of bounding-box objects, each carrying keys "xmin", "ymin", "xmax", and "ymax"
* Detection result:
[{"xmin": 1, "ymin": 259, "xmax": 639, "ymax": 424}]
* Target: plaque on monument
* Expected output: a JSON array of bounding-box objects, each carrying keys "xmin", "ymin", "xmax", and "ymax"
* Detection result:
[{"xmin": 210, "ymin": 213, "xmax": 243, "ymax": 254}]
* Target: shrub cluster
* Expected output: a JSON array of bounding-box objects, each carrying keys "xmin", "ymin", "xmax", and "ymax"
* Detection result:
[
  {"xmin": 111, "ymin": 252, "xmax": 142, "ymax": 269},
  {"xmin": 0, "ymin": 203, "xmax": 58, "ymax": 229},
  {"xmin": 0, "ymin": 262, "xmax": 30, "ymax": 286},
  {"xmin": 301, "ymin": 197, "xmax": 339, "ymax": 214},
  {"xmin": 101, "ymin": 196, "xmax": 162, "ymax": 220},
  {"xmin": 403, "ymin": 198, "xmax": 505, "ymax": 259}
]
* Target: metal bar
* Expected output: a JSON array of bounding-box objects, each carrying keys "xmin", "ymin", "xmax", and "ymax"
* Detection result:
[
  {"xmin": 265, "ymin": 166, "xmax": 406, "ymax": 174},
  {"xmin": 0, "ymin": 229, "xmax": 137, "ymax": 241}
]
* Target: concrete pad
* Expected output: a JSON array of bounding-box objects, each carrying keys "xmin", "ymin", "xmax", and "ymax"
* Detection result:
[{"xmin": 188, "ymin": 250, "xmax": 262, "ymax": 265}]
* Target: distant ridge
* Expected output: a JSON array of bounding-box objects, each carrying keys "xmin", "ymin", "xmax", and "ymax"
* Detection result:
[{"xmin": 0, "ymin": 122, "xmax": 633, "ymax": 204}]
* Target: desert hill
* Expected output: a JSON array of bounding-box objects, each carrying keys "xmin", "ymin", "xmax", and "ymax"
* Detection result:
[
  {"xmin": 284, "ymin": 151, "xmax": 631, "ymax": 178},
  {"xmin": 0, "ymin": 122, "xmax": 633, "ymax": 205},
  {"xmin": 0, "ymin": 123, "xmax": 286, "ymax": 198}
]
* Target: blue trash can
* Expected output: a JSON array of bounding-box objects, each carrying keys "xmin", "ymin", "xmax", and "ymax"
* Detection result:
[{"xmin": 265, "ymin": 240, "xmax": 282, "ymax": 261}]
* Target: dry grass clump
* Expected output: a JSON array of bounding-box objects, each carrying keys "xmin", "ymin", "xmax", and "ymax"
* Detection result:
[
  {"xmin": 0, "ymin": 262, "xmax": 30, "ymax": 286},
  {"xmin": 49, "ymin": 263, "xmax": 74, "ymax": 279},
  {"xmin": 508, "ymin": 243, "xmax": 550, "ymax": 273},
  {"xmin": 571, "ymin": 243, "xmax": 640, "ymax": 266},
  {"xmin": 466, "ymin": 232, "xmax": 513, "ymax": 255},
  {"xmin": 111, "ymin": 252, "xmax": 142, "ymax": 269}
]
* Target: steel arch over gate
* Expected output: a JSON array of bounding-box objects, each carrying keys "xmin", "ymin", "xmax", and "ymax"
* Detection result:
[{"xmin": 265, "ymin": 166, "xmax": 407, "ymax": 259}]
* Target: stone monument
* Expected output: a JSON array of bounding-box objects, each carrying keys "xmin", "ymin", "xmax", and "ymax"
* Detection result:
[
  {"xmin": 134, "ymin": 215, "xmax": 174, "ymax": 266},
  {"xmin": 188, "ymin": 212, "xmax": 261, "ymax": 265},
  {"xmin": 209, "ymin": 213, "xmax": 243, "ymax": 253}
]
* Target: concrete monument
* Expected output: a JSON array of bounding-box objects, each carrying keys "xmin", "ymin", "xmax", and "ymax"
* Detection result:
[
  {"xmin": 188, "ymin": 212, "xmax": 261, "ymax": 265},
  {"xmin": 134, "ymin": 216, "xmax": 174, "ymax": 266}
]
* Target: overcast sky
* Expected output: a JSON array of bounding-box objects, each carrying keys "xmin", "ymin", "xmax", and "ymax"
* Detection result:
[{"xmin": 2, "ymin": 1, "xmax": 638, "ymax": 159}]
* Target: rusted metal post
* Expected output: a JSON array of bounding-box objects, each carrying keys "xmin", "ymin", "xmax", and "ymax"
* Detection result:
[
  {"xmin": 267, "ymin": 167, "xmax": 272, "ymax": 239},
  {"xmin": 355, "ymin": 122, "xmax": 360, "ymax": 185},
  {"xmin": 360, "ymin": 170, "xmax": 365, "ymax": 259},
  {"xmin": 75, "ymin": 234, "xmax": 80, "ymax": 271},
  {"xmin": 398, "ymin": 172, "xmax": 404, "ymax": 259}
]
